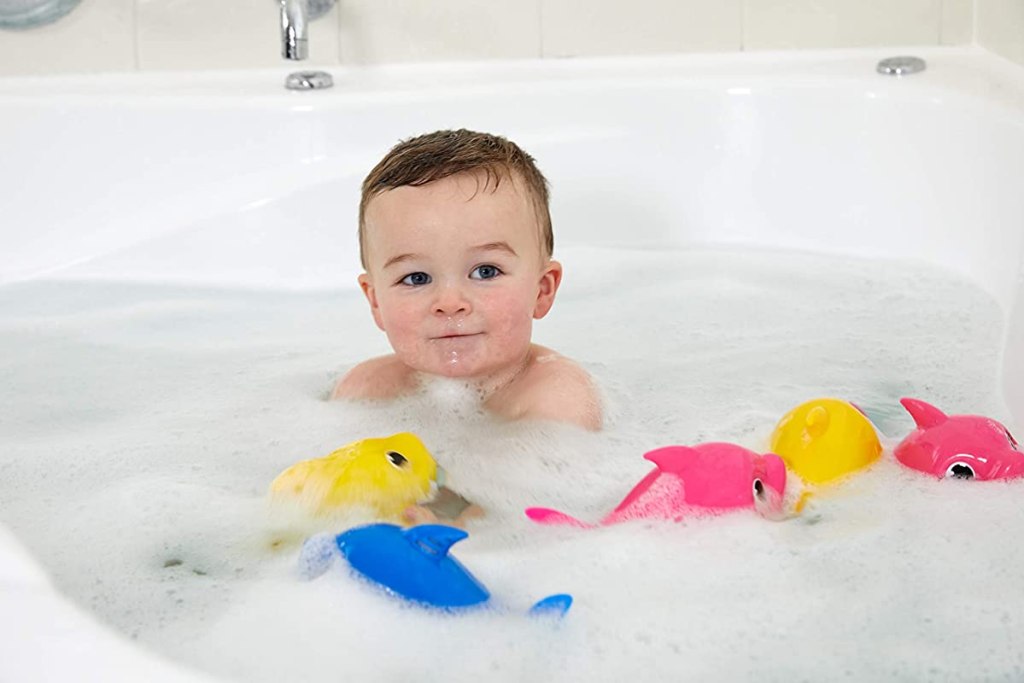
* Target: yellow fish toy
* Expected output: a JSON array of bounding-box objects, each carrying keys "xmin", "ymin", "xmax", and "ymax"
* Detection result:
[
  {"xmin": 770, "ymin": 398, "xmax": 882, "ymax": 486},
  {"xmin": 270, "ymin": 432, "xmax": 439, "ymax": 521}
]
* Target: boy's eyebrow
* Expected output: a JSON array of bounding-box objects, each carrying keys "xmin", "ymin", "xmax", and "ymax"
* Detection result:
[
  {"xmin": 381, "ymin": 242, "xmax": 517, "ymax": 270},
  {"xmin": 472, "ymin": 241, "xmax": 518, "ymax": 256},
  {"xmin": 382, "ymin": 253, "xmax": 419, "ymax": 270}
]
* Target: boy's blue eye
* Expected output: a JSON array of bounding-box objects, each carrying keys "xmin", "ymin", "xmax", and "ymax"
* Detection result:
[
  {"xmin": 470, "ymin": 265, "xmax": 502, "ymax": 280},
  {"xmin": 400, "ymin": 272, "xmax": 431, "ymax": 286}
]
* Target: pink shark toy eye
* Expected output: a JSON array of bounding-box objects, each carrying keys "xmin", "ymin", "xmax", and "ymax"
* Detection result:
[
  {"xmin": 752, "ymin": 478, "xmax": 765, "ymax": 500},
  {"xmin": 944, "ymin": 461, "xmax": 976, "ymax": 480}
]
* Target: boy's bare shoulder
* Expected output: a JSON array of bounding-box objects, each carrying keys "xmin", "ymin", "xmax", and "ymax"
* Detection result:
[
  {"xmin": 330, "ymin": 354, "xmax": 418, "ymax": 401},
  {"xmin": 497, "ymin": 345, "xmax": 603, "ymax": 431}
]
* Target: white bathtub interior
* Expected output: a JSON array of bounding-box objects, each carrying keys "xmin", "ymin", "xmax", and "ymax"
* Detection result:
[{"xmin": 2, "ymin": 47, "xmax": 1024, "ymax": 681}]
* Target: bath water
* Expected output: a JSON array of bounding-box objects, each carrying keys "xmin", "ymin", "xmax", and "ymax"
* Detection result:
[{"xmin": 1, "ymin": 246, "xmax": 1022, "ymax": 682}]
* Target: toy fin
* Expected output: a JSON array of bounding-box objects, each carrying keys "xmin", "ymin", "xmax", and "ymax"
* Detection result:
[
  {"xmin": 805, "ymin": 405, "xmax": 830, "ymax": 437},
  {"xmin": 900, "ymin": 397, "xmax": 948, "ymax": 429},
  {"xmin": 524, "ymin": 507, "xmax": 593, "ymax": 528},
  {"xmin": 528, "ymin": 593, "xmax": 573, "ymax": 618},
  {"xmin": 643, "ymin": 446, "xmax": 699, "ymax": 474},
  {"xmin": 297, "ymin": 533, "xmax": 340, "ymax": 580},
  {"xmin": 403, "ymin": 524, "xmax": 468, "ymax": 559}
]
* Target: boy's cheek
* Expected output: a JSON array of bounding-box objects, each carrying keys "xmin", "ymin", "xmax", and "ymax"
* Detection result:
[
  {"xmin": 377, "ymin": 299, "xmax": 423, "ymax": 337},
  {"xmin": 483, "ymin": 294, "xmax": 535, "ymax": 340}
]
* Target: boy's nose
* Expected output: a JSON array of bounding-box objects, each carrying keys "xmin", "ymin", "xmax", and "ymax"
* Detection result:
[{"xmin": 432, "ymin": 284, "xmax": 471, "ymax": 316}]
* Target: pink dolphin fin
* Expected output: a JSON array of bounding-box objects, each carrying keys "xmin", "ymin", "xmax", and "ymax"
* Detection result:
[
  {"xmin": 900, "ymin": 397, "xmax": 948, "ymax": 429},
  {"xmin": 524, "ymin": 507, "xmax": 594, "ymax": 529},
  {"xmin": 895, "ymin": 397, "xmax": 1024, "ymax": 480}
]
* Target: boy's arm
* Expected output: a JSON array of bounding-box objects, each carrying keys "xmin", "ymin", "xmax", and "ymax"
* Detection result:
[{"xmin": 330, "ymin": 355, "xmax": 417, "ymax": 400}]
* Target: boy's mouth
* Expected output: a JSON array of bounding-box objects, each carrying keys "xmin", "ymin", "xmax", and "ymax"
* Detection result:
[{"xmin": 432, "ymin": 332, "xmax": 483, "ymax": 340}]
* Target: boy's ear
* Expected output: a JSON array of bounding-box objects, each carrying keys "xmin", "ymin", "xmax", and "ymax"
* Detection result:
[
  {"xmin": 533, "ymin": 259, "xmax": 563, "ymax": 319},
  {"xmin": 358, "ymin": 273, "xmax": 386, "ymax": 331}
]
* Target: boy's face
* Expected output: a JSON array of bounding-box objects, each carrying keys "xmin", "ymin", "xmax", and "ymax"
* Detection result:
[{"xmin": 359, "ymin": 171, "xmax": 561, "ymax": 380}]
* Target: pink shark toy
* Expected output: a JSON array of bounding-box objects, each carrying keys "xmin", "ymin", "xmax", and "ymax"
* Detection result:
[
  {"xmin": 895, "ymin": 397, "xmax": 1024, "ymax": 480},
  {"xmin": 525, "ymin": 443, "xmax": 787, "ymax": 528}
]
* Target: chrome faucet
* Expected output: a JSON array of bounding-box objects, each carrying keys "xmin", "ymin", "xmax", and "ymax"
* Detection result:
[
  {"xmin": 279, "ymin": 0, "xmax": 336, "ymax": 90},
  {"xmin": 280, "ymin": 0, "xmax": 308, "ymax": 60}
]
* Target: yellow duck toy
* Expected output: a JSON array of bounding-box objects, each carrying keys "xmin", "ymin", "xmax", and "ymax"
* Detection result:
[
  {"xmin": 770, "ymin": 398, "xmax": 882, "ymax": 486},
  {"xmin": 269, "ymin": 432, "xmax": 439, "ymax": 521}
]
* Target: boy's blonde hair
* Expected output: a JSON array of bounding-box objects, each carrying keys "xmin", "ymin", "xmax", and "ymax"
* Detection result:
[{"xmin": 358, "ymin": 129, "xmax": 553, "ymax": 269}]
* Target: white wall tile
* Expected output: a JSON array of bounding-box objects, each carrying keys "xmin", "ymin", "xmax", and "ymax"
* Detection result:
[
  {"xmin": 542, "ymin": 0, "xmax": 742, "ymax": 58},
  {"xmin": 941, "ymin": 0, "xmax": 974, "ymax": 45},
  {"xmin": 138, "ymin": 0, "xmax": 339, "ymax": 70},
  {"xmin": 744, "ymin": 0, "xmax": 943, "ymax": 50},
  {"xmin": 977, "ymin": 0, "xmax": 1024, "ymax": 64},
  {"xmin": 0, "ymin": 0, "xmax": 134, "ymax": 76},
  {"xmin": 338, "ymin": 0, "xmax": 541, "ymax": 64}
]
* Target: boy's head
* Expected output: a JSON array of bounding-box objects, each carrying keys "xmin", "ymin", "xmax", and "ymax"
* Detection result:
[
  {"xmin": 356, "ymin": 130, "xmax": 563, "ymax": 381},
  {"xmin": 359, "ymin": 129, "xmax": 553, "ymax": 270}
]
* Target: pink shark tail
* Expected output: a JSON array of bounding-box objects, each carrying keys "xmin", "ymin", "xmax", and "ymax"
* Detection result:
[
  {"xmin": 900, "ymin": 397, "xmax": 948, "ymax": 430},
  {"xmin": 525, "ymin": 507, "xmax": 593, "ymax": 528}
]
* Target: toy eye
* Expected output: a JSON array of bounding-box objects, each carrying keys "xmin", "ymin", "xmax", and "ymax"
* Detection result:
[
  {"xmin": 944, "ymin": 462, "xmax": 975, "ymax": 480},
  {"xmin": 752, "ymin": 478, "xmax": 765, "ymax": 499},
  {"xmin": 386, "ymin": 451, "xmax": 408, "ymax": 469}
]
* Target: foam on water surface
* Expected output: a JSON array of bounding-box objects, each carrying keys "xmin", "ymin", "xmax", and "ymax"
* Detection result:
[{"xmin": 1, "ymin": 246, "xmax": 1022, "ymax": 682}]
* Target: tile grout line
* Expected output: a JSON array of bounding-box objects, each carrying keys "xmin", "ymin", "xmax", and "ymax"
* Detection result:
[
  {"xmin": 132, "ymin": 0, "xmax": 140, "ymax": 71},
  {"xmin": 538, "ymin": 0, "xmax": 545, "ymax": 60},
  {"xmin": 740, "ymin": 0, "xmax": 747, "ymax": 52}
]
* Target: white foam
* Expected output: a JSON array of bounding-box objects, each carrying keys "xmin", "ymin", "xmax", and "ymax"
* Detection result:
[{"xmin": 1, "ymin": 246, "xmax": 1020, "ymax": 682}]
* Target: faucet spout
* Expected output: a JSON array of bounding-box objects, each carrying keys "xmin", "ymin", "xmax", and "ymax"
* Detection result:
[{"xmin": 281, "ymin": 0, "xmax": 308, "ymax": 61}]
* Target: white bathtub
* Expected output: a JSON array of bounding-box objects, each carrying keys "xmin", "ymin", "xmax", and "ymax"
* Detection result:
[{"xmin": 2, "ymin": 46, "xmax": 1024, "ymax": 680}]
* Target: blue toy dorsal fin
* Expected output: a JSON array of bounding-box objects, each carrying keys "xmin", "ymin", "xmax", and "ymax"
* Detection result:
[
  {"xmin": 403, "ymin": 524, "xmax": 468, "ymax": 559},
  {"xmin": 643, "ymin": 446, "xmax": 698, "ymax": 474},
  {"xmin": 529, "ymin": 593, "xmax": 573, "ymax": 618}
]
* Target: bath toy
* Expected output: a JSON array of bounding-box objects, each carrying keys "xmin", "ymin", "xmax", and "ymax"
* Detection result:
[
  {"xmin": 269, "ymin": 432, "xmax": 438, "ymax": 520},
  {"xmin": 770, "ymin": 398, "xmax": 882, "ymax": 484},
  {"xmin": 894, "ymin": 397, "xmax": 1024, "ymax": 480},
  {"xmin": 299, "ymin": 523, "xmax": 573, "ymax": 616},
  {"xmin": 525, "ymin": 443, "xmax": 787, "ymax": 528}
]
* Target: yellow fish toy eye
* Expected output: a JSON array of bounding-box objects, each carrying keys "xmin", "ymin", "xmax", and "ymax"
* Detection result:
[{"xmin": 269, "ymin": 432, "xmax": 439, "ymax": 521}]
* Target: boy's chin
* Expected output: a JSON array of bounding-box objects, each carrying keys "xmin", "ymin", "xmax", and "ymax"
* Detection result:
[
  {"xmin": 407, "ymin": 353, "xmax": 505, "ymax": 381},
  {"xmin": 418, "ymin": 359, "xmax": 486, "ymax": 379}
]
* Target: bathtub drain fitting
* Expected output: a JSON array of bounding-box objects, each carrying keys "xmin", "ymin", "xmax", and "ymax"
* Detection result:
[{"xmin": 876, "ymin": 56, "xmax": 926, "ymax": 76}]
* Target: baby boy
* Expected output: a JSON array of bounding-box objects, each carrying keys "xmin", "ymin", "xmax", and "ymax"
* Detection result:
[{"xmin": 332, "ymin": 129, "xmax": 602, "ymax": 432}]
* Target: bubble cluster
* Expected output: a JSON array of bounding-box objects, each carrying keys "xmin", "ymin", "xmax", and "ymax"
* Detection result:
[{"xmin": 0, "ymin": 247, "xmax": 1019, "ymax": 682}]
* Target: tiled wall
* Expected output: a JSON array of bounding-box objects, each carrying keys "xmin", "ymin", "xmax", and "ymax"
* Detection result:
[{"xmin": 0, "ymin": 0, "xmax": 1021, "ymax": 76}]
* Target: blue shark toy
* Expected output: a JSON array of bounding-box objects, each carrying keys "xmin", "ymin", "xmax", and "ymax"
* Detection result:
[{"xmin": 298, "ymin": 523, "xmax": 572, "ymax": 617}]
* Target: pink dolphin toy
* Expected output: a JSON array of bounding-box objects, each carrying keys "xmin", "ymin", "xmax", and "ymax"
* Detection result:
[
  {"xmin": 895, "ymin": 397, "xmax": 1024, "ymax": 480},
  {"xmin": 525, "ymin": 443, "xmax": 787, "ymax": 528}
]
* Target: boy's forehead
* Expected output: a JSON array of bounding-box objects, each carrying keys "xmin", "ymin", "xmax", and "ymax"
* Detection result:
[{"xmin": 363, "ymin": 172, "xmax": 542, "ymax": 254}]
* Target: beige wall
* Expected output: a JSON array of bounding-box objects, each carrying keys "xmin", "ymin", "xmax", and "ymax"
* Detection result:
[
  {"xmin": 977, "ymin": 0, "xmax": 1024, "ymax": 64},
  {"xmin": 0, "ymin": 0, "xmax": 1019, "ymax": 77}
]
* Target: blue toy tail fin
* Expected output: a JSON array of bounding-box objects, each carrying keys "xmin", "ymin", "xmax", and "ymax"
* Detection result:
[
  {"xmin": 403, "ymin": 524, "xmax": 468, "ymax": 559},
  {"xmin": 528, "ymin": 593, "xmax": 573, "ymax": 618}
]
